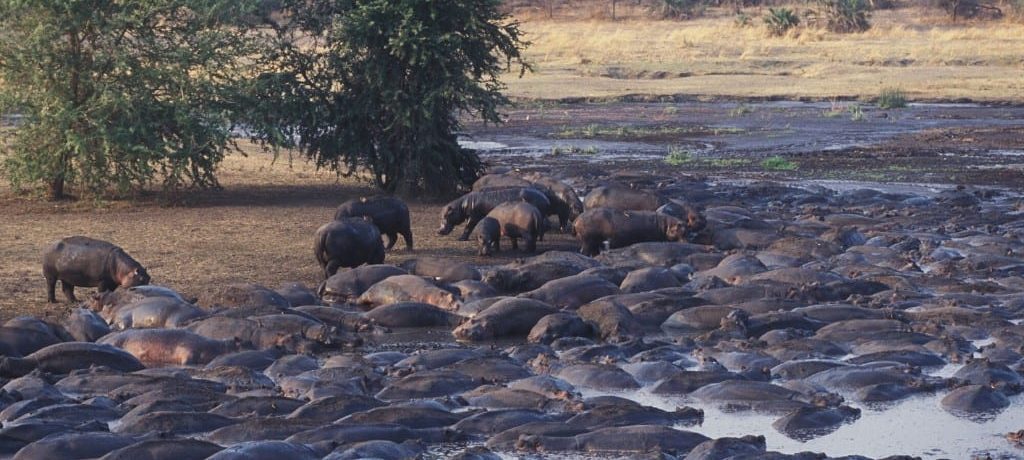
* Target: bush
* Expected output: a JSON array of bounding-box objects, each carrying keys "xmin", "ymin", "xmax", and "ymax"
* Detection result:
[
  {"xmin": 878, "ymin": 88, "xmax": 908, "ymax": 109},
  {"xmin": 764, "ymin": 8, "xmax": 800, "ymax": 36},
  {"xmin": 808, "ymin": 0, "xmax": 872, "ymax": 32}
]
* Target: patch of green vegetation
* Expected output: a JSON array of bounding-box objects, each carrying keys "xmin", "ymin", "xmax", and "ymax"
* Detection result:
[
  {"xmin": 848, "ymin": 104, "xmax": 865, "ymax": 122},
  {"xmin": 877, "ymin": 87, "xmax": 908, "ymax": 109},
  {"xmin": 735, "ymin": 12, "xmax": 754, "ymax": 28},
  {"xmin": 708, "ymin": 157, "xmax": 751, "ymax": 167},
  {"xmin": 550, "ymin": 145, "xmax": 598, "ymax": 156},
  {"xmin": 762, "ymin": 155, "xmax": 799, "ymax": 171},
  {"xmin": 663, "ymin": 106, "xmax": 680, "ymax": 115},
  {"xmin": 664, "ymin": 147, "xmax": 693, "ymax": 166},
  {"xmin": 730, "ymin": 104, "xmax": 754, "ymax": 117},
  {"xmin": 764, "ymin": 8, "xmax": 800, "ymax": 37}
]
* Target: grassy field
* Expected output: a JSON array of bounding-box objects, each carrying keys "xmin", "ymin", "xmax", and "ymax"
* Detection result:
[
  {"xmin": 505, "ymin": 7, "xmax": 1024, "ymax": 103},
  {"xmin": 0, "ymin": 146, "xmax": 577, "ymax": 322}
]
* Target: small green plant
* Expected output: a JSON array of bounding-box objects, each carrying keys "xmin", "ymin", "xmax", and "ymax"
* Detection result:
[
  {"xmin": 730, "ymin": 104, "xmax": 754, "ymax": 117},
  {"xmin": 735, "ymin": 12, "xmax": 754, "ymax": 27},
  {"xmin": 762, "ymin": 155, "xmax": 799, "ymax": 171},
  {"xmin": 582, "ymin": 146, "xmax": 600, "ymax": 155},
  {"xmin": 664, "ymin": 147, "xmax": 692, "ymax": 166},
  {"xmin": 848, "ymin": 104, "xmax": 865, "ymax": 121},
  {"xmin": 764, "ymin": 8, "xmax": 800, "ymax": 36},
  {"xmin": 877, "ymin": 88, "xmax": 907, "ymax": 109}
]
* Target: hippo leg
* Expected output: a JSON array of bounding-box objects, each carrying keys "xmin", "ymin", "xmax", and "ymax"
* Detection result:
[
  {"xmin": 401, "ymin": 229, "xmax": 414, "ymax": 251},
  {"xmin": 510, "ymin": 236, "xmax": 519, "ymax": 251},
  {"xmin": 459, "ymin": 217, "xmax": 482, "ymax": 242},
  {"xmin": 558, "ymin": 212, "xmax": 571, "ymax": 233},
  {"xmin": 45, "ymin": 273, "xmax": 58, "ymax": 303},
  {"xmin": 384, "ymin": 233, "xmax": 398, "ymax": 250},
  {"xmin": 525, "ymin": 233, "xmax": 537, "ymax": 253},
  {"xmin": 61, "ymin": 281, "xmax": 78, "ymax": 302}
]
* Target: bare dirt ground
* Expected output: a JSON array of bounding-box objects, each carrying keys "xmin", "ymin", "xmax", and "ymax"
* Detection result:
[{"xmin": 0, "ymin": 148, "xmax": 579, "ymax": 322}]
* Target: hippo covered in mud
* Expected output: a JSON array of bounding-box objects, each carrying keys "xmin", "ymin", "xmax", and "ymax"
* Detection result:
[
  {"xmin": 485, "ymin": 202, "xmax": 545, "ymax": 253},
  {"xmin": 574, "ymin": 208, "xmax": 688, "ymax": 256},
  {"xmin": 438, "ymin": 187, "xmax": 550, "ymax": 241},
  {"xmin": 584, "ymin": 184, "xmax": 670, "ymax": 211},
  {"xmin": 42, "ymin": 236, "xmax": 150, "ymax": 303},
  {"xmin": 314, "ymin": 218, "xmax": 386, "ymax": 278},
  {"xmin": 334, "ymin": 195, "xmax": 413, "ymax": 251},
  {"xmin": 476, "ymin": 173, "xmax": 584, "ymax": 232}
]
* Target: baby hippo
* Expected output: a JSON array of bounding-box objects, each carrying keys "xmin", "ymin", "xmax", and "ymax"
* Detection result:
[
  {"xmin": 42, "ymin": 236, "xmax": 150, "ymax": 303},
  {"xmin": 476, "ymin": 217, "xmax": 501, "ymax": 256},
  {"xmin": 486, "ymin": 202, "xmax": 544, "ymax": 253}
]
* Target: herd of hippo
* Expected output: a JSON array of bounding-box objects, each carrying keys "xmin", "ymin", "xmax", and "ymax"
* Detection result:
[{"xmin": 9, "ymin": 169, "xmax": 1024, "ymax": 459}]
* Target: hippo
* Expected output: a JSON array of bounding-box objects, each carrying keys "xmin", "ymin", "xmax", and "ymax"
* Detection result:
[
  {"xmin": 476, "ymin": 217, "xmax": 502, "ymax": 256},
  {"xmin": 443, "ymin": 357, "xmax": 533, "ymax": 383},
  {"xmin": 212, "ymin": 396, "xmax": 305, "ymax": 418},
  {"xmin": 338, "ymin": 405, "xmax": 465, "ymax": 429},
  {"xmin": 438, "ymin": 187, "xmax": 550, "ymax": 240},
  {"xmin": 0, "ymin": 326, "xmax": 62, "ymax": 357},
  {"xmin": 772, "ymin": 405, "xmax": 861, "ymax": 440},
  {"xmin": 453, "ymin": 409, "xmax": 561, "ymax": 437},
  {"xmin": 334, "ymin": 195, "xmax": 413, "ymax": 250},
  {"xmin": 326, "ymin": 440, "xmax": 424, "ymax": 460},
  {"xmin": 528, "ymin": 313, "xmax": 594, "ymax": 344},
  {"xmin": 274, "ymin": 282, "xmax": 319, "ymax": 308},
  {"xmin": 207, "ymin": 417, "xmax": 320, "ymax": 445},
  {"xmin": 472, "ymin": 173, "xmax": 534, "ymax": 190},
  {"xmin": 365, "ymin": 302, "xmax": 463, "ymax": 328},
  {"xmin": 476, "ymin": 173, "xmax": 580, "ymax": 232},
  {"xmin": 113, "ymin": 410, "xmax": 237, "ymax": 435},
  {"xmin": 576, "ymin": 298, "xmax": 643, "ymax": 341},
  {"xmin": 952, "ymin": 359, "xmax": 1023, "ymax": 393},
  {"xmin": 584, "ymin": 184, "xmax": 668, "ymax": 211},
  {"xmin": 686, "ymin": 435, "xmax": 767, "ymax": 460},
  {"xmin": 485, "ymin": 202, "xmax": 545, "ymax": 252},
  {"xmin": 357, "ymin": 275, "xmax": 460, "ymax": 311},
  {"xmin": 555, "ymin": 364, "xmax": 640, "ymax": 391},
  {"xmin": 314, "ymin": 218, "xmax": 386, "ymax": 278},
  {"xmin": 318, "ymin": 264, "xmax": 407, "ymax": 303},
  {"xmin": 453, "ymin": 298, "xmax": 557, "ymax": 341},
  {"xmin": 99, "ymin": 439, "xmax": 224, "ymax": 460},
  {"xmin": 400, "ymin": 257, "xmax": 481, "ymax": 283},
  {"xmin": 99, "ymin": 328, "xmax": 238, "ymax": 366},
  {"xmin": 12, "ymin": 432, "xmax": 137, "ymax": 460},
  {"xmin": 483, "ymin": 251, "xmax": 600, "ymax": 293},
  {"xmin": 108, "ymin": 296, "xmax": 206, "ymax": 329},
  {"xmin": 574, "ymin": 208, "xmax": 688, "ymax": 256},
  {"xmin": 285, "ymin": 395, "xmax": 384, "ymax": 423},
  {"xmin": 207, "ymin": 441, "xmax": 319, "ymax": 460},
  {"xmin": 61, "ymin": 308, "xmax": 111, "ymax": 342},
  {"xmin": 0, "ymin": 342, "xmax": 144, "ymax": 378},
  {"xmin": 519, "ymin": 274, "xmax": 620, "ymax": 310},
  {"xmin": 941, "ymin": 384, "xmax": 1010, "ymax": 415},
  {"xmin": 42, "ymin": 236, "xmax": 150, "ymax": 303},
  {"xmin": 619, "ymin": 267, "xmax": 684, "ymax": 293},
  {"xmin": 515, "ymin": 425, "xmax": 710, "ymax": 456},
  {"xmin": 197, "ymin": 283, "xmax": 291, "ymax": 310},
  {"xmin": 566, "ymin": 404, "xmax": 703, "ymax": 429},
  {"xmin": 375, "ymin": 370, "xmax": 481, "ymax": 401}
]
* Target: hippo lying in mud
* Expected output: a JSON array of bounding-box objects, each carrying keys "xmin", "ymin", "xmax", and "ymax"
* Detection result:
[
  {"xmin": 484, "ymin": 202, "xmax": 545, "ymax": 253},
  {"xmin": 334, "ymin": 195, "xmax": 413, "ymax": 251},
  {"xmin": 42, "ymin": 236, "xmax": 150, "ymax": 303},
  {"xmin": 438, "ymin": 187, "xmax": 550, "ymax": 240},
  {"xmin": 314, "ymin": 218, "xmax": 386, "ymax": 278},
  {"xmin": 584, "ymin": 184, "xmax": 669, "ymax": 211},
  {"xmin": 574, "ymin": 208, "xmax": 688, "ymax": 256}
]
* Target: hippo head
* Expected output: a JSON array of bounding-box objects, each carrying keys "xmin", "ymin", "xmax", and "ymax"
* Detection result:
[
  {"xmin": 477, "ymin": 234, "xmax": 493, "ymax": 256},
  {"xmin": 665, "ymin": 220, "xmax": 688, "ymax": 242},
  {"xmin": 685, "ymin": 209, "xmax": 707, "ymax": 235},
  {"xmin": 119, "ymin": 267, "xmax": 150, "ymax": 288},
  {"xmin": 437, "ymin": 204, "xmax": 464, "ymax": 235}
]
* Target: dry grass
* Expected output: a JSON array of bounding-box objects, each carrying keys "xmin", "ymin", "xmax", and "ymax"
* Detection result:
[
  {"xmin": 505, "ymin": 7, "xmax": 1024, "ymax": 102},
  {"xmin": 0, "ymin": 144, "xmax": 578, "ymax": 322}
]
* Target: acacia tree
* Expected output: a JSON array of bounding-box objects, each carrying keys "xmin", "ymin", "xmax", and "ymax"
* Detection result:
[
  {"xmin": 0, "ymin": 0, "xmax": 261, "ymax": 200},
  {"xmin": 254, "ymin": 0, "xmax": 529, "ymax": 195}
]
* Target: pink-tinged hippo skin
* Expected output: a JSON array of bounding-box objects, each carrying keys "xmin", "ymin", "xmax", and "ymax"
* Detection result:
[
  {"xmin": 98, "ymin": 328, "xmax": 238, "ymax": 366},
  {"xmin": 574, "ymin": 208, "xmax": 688, "ymax": 256},
  {"xmin": 42, "ymin": 236, "xmax": 150, "ymax": 303},
  {"xmin": 335, "ymin": 195, "xmax": 413, "ymax": 251},
  {"xmin": 357, "ymin": 275, "xmax": 461, "ymax": 311}
]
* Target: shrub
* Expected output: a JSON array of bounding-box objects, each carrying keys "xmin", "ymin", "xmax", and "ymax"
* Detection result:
[
  {"xmin": 878, "ymin": 88, "xmax": 908, "ymax": 109},
  {"xmin": 808, "ymin": 0, "xmax": 872, "ymax": 33},
  {"xmin": 735, "ymin": 12, "xmax": 754, "ymax": 27},
  {"xmin": 764, "ymin": 8, "xmax": 800, "ymax": 36},
  {"xmin": 665, "ymin": 148, "xmax": 692, "ymax": 166},
  {"xmin": 658, "ymin": 0, "xmax": 705, "ymax": 19}
]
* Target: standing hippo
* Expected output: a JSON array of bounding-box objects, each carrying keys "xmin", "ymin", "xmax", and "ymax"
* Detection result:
[
  {"xmin": 583, "ymin": 184, "xmax": 667, "ymax": 211},
  {"xmin": 438, "ymin": 187, "xmax": 550, "ymax": 241},
  {"xmin": 574, "ymin": 208, "xmax": 688, "ymax": 256},
  {"xmin": 334, "ymin": 196, "xmax": 413, "ymax": 251},
  {"xmin": 476, "ymin": 217, "xmax": 502, "ymax": 256},
  {"xmin": 42, "ymin": 236, "xmax": 150, "ymax": 303},
  {"xmin": 486, "ymin": 202, "xmax": 544, "ymax": 253},
  {"xmin": 314, "ymin": 218, "xmax": 386, "ymax": 278},
  {"xmin": 523, "ymin": 173, "xmax": 584, "ymax": 232}
]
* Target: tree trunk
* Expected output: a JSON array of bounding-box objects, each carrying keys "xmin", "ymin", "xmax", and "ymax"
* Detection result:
[{"xmin": 48, "ymin": 175, "xmax": 65, "ymax": 201}]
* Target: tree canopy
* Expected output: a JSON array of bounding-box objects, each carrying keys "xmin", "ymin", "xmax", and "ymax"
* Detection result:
[
  {"xmin": 0, "ymin": 0, "xmax": 261, "ymax": 199},
  {"xmin": 253, "ymin": 0, "xmax": 530, "ymax": 196}
]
